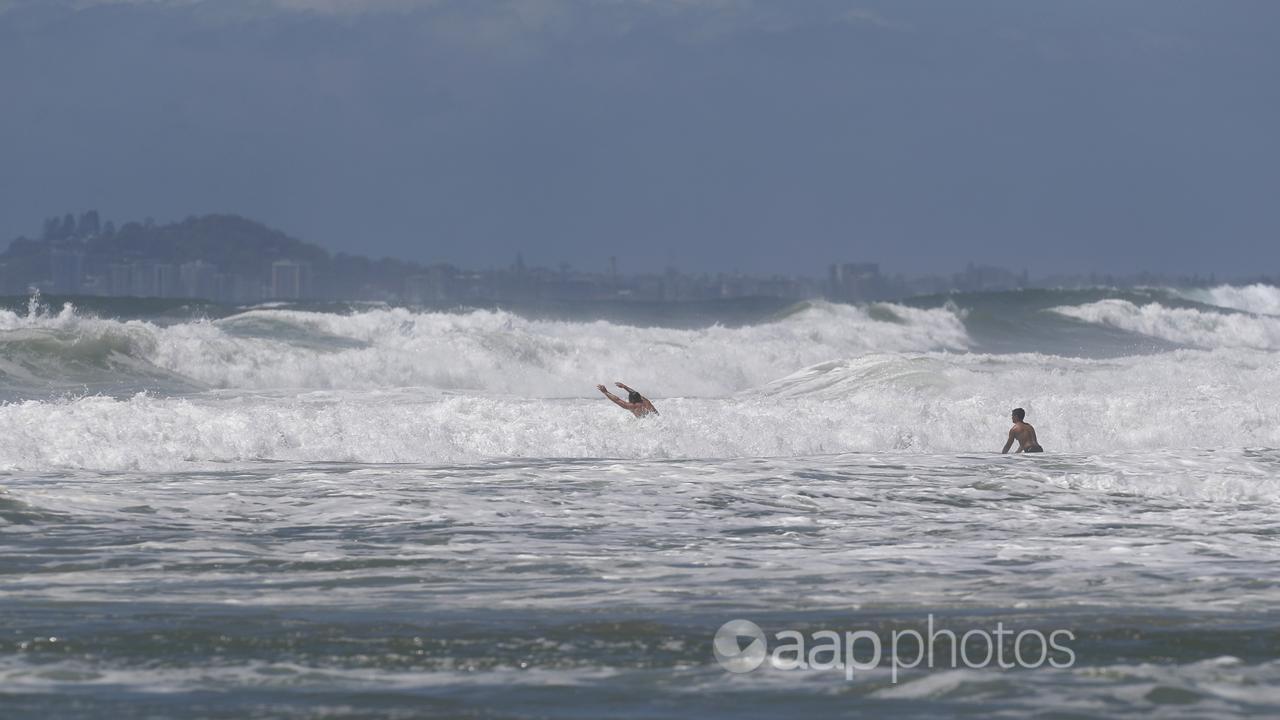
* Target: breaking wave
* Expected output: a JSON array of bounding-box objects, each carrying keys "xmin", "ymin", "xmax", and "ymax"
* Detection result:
[
  {"xmin": 1051, "ymin": 299, "xmax": 1280, "ymax": 350},
  {"xmin": 1, "ymin": 300, "xmax": 970, "ymax": 397},
  {"xmin": 1178, "ymin": 283, "xmax": 1280, "ymax": 316},
  {"xmin": 4, "ymin": 286, "xmax": 1280, "ymax": 472},
  {"xmin": 3, "ymin": 349, "xmax": 1279, "ymax": 472}
]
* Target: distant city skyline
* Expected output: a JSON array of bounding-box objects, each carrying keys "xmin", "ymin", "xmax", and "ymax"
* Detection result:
[
  {"xmin": 2, "ymin": 1, "xmax": 1278, "ymax": 276},
  {"xmin": 2, "ymin": 211, "xmax": 1253, "ymax": 307}
]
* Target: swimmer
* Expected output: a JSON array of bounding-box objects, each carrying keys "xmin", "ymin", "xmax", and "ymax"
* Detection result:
[
  {"xmin": 596, "ymin": 382, "xmax": 658, "ymax": 418},
  {"xmin": 1002, "ymin": 408, "xmax": 1043, "ymax": 453}
]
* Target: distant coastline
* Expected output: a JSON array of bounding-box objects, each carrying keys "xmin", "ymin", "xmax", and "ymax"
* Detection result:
[{"xmin": 1, "ymin": 211, "xmax": 1258, "ymax": 305}]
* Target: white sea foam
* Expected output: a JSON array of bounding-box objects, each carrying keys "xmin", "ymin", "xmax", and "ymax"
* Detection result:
[
  {"xmin": 4, "ymin": 296, "xmax": 1280, "ymax": 475},
  {"xmin": 3, "ymin": 301, "xmax": 970, "ymax": 395},
  {"xmin": 4, "ymin": 293, "xmax": 1277, "ymax": 718},
  {"xmin": 3, "ymin": 349, "xmax": 1279, "ymax": 476},
  {"xmin": 1179, "ymin": 283, "xmax": 1280, "ymax": 316},
  {"xmin": 1051, "ymin": 299, "xmax": 1280, "ymax": 350}
]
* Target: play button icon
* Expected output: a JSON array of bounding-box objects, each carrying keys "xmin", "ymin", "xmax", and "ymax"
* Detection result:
[{"xmin": 713, "ymin": 619, "xmax": 767, "ymax": 673}]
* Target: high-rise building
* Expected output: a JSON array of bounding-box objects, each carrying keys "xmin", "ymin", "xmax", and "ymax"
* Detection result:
[
  {"xmin": 50, "ymin": 249, "xmax": 84, "ymax": 294},
  {"xmin": 270, "ymin": 260, "xmax": 309, "ymax": 299},
  {"xmin": 828, "ymin": 262, "xmax": 883, "ymax": 302},
  {"xmin": 154, "ymin": 263, "xmax": 179, "ymax": 298},
  {"xmin": 179, "ymin": 261, "xmax": 218, "ymax": 299},
  {"xmin": 107, "ymin": 264, "xmax": 132, "ymax": 296}
]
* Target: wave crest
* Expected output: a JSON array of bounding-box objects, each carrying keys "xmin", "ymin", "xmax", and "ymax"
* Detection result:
[
  {"xmin": 4, "ymin": 348, "xmax": 1279, "ymax": 472},
  {"xmin": 1179, "ymin": 283, "xmax": 1280, "ymax": 316},
  {"xmin": 1, "ymin": 301, "xmax": 970, "ymax": 397},
  {"xmin": 1051, "ymin": 299, "xmax": 1280, "ymax": 350}
]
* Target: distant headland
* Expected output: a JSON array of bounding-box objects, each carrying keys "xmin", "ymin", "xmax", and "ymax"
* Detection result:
[{"xmin": 0, "ymin": 211, "xmax": 1255, "ymax": 305}]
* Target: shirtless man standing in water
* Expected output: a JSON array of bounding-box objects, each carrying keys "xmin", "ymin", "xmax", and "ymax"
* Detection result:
[
  {"xmin": 597, "ymin": 382, "xmax": 659, "ymax": 418},
  {"xmin": 1002, "ymin": 408, "xmax": 1044, "ymax": 453}
]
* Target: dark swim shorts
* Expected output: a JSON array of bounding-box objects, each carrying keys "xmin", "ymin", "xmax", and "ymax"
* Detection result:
[{"xmin": 1024, "ymin": 444, "xmax": 1044, "ymax": 453}]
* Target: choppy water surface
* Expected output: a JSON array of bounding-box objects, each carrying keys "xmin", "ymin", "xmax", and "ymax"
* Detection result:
[{"xmin": 2, "ymin": 287, "xmax": 1279, "ymax": 718}]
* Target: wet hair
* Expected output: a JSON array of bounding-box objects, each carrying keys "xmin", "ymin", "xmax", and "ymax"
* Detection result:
[
  {"xmin": 1012, "ymin": 408, "xmax": 1026, "ymax": 421},
  {"xmin": 628, "ymin": 391, "xmax": 643, "ymax": 404}
]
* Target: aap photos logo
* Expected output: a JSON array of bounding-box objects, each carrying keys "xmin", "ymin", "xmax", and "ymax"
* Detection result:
[
  {"xmin": 711, "ymin": 615, "xmax": 1078, "ymax": 683},
  {"xmin": 713, "ymin": 619, "xmax": 767, "ymax": 673}
]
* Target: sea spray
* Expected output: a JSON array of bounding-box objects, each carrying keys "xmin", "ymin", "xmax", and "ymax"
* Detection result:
[
  {"xmin": 1052, "ymin": 299, "xmax": 1280, "ymax": 350},
  {"xmin": 3, "ymin": 348, "xmax": 1279, "ymax": 472},
  {"xmin": 4, "ymin": 300, "xmax": 971, "ymax": 396}
]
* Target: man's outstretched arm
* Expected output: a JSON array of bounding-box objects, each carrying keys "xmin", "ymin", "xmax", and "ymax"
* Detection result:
[
  {"xmin": 598, "ymin": 384, "xmax": 634, "ymax": 410},
  {"xmin": 1001, "ymin": 429, "xmax": 1015, "ymax": 454}
]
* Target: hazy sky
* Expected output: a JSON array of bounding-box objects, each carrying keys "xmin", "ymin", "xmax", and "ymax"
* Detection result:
[{"xmin": 2, "ymin": 1, "xmax": 1277, "ymax": 276}]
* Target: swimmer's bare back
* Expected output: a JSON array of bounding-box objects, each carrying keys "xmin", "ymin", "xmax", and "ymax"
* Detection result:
[
  {"xmin": 1002, "ymin": 408, "xmax": 1043, "ymax": 453},
  {"xmin": 1003, "ymin": 423, "xmax": 1041, "ymax": 453}
]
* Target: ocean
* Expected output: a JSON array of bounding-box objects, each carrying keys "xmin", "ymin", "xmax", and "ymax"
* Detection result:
[{"xmin": 1, "ymin": 286, "xmax": 1278, "ymax": 718}]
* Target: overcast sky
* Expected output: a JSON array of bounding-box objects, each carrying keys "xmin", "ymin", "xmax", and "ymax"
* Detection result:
[{"xmin": 1, "ymin": 0, "xmax": 1277, "ymax": 276}]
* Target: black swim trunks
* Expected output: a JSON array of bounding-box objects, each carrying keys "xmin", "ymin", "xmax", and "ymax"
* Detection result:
[{"xmin": 1024, "ymin": 444, "xmax": 1044, "ymax": 453}]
